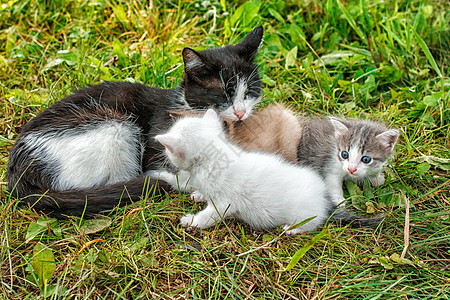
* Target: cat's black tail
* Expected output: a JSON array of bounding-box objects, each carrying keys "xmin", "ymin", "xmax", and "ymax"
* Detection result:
[
  {"xmin": 329, "ymin": 206, "xmax": 384, "ymax": 228},
  {"xmin": 8, "ymin": 177, "xmax": 173, "ymax": 219}
]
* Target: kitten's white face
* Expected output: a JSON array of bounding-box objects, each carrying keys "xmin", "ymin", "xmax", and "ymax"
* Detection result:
[
  {"xmin": 181, "ymin": 26, "xmax": 263, "ymax": 121},
  {"xmin": 219, "ymin": 76, "xmax": 260, "ymax": 121},
  {"xmin": 329, "ymin": 117, "xmax": 400, "ymax": 180},
  {"xmin": 338, "ymin": 145, "xmax": 384, "ymax": 179},
  {"xmin": 155, "ymin": 109, "xmax": 223, "ymax": 170}
]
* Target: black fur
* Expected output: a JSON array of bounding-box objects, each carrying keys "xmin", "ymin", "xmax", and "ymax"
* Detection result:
[{"xmin": 7, "ymin": 26, "xmax": 264, "ymax": 219}]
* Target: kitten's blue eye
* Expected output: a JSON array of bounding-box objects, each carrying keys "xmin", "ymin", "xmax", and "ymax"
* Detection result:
[
  {"xmin": 341, "ymin": 151, "xmax": 349, "ymax": 159},
  {"xmin": 361, "ymin": 156, "xmax": 372, "ymax": 164}
]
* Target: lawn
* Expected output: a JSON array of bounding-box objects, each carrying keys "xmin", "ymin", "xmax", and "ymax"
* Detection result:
[{"xmin": 0, "ymin": 0, "xmax": 449, "ymax": 299}]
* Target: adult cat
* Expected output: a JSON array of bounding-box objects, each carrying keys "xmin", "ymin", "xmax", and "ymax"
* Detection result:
[{"xmin": 7, "ymin": 26, "xmax": 264, "ymax": 219}]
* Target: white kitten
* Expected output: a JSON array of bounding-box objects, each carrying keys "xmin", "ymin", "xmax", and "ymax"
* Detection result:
[{"xmin": 152, "ymin": 109, "xmax": 331, "ymax": 234}]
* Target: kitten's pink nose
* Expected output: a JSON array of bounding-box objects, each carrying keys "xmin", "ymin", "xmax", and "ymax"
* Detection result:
[
  {"xmin": 348, "ymin": 167, "xmax": 357, "ymax": 174},
  {"xmin": 234, "ymin": 110, "xmax": 246, "ymax": 120}
]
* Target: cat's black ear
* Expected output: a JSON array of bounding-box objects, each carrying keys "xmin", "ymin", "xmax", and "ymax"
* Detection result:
[
  {"xmin": 182, "ymin": 47, "xmax": 208, "ymax": 73},
  {"xmin": 235, "ymin": 26, "xmax": 264, "ymax": 61},
  {"xmin": 376, "ymin": 129, "xmax": 401, "ymax": 151}
]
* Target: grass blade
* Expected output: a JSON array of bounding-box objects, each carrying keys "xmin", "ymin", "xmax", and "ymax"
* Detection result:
[
  {"xmin": 411, "ymin": 27, "xmax": 443, "ymax": 78},
  {"xmin": 284, "ymin": 226, "xmax": 329, "ymax": 271}
]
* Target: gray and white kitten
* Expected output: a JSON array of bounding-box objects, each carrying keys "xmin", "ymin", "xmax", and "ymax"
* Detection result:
[
  {"xmin": 7, "ymin": 26, "xmax": 264, "ymax": 218},
  {"xmin": 297, "ymin": 117, "xmax": 400, "ymax": 206}
]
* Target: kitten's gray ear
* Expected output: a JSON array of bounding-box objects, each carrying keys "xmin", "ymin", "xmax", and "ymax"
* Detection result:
[
  {"xmin": 329, "ymin": 117, "xmax": 349, "ymax": 139},
  {"xmin": 376, "ymin": 129, "xmax": 401, "ymax": 151},
  {"xmin": 182, "ymin": 48, "xmax": 207, "ymax": 72},
  {"xmin": 155, "ymin": 134, "xmax": 185, "ymax": 158},
  {"xmin": 203, "ymin": 109, "xmax": 218, "ymax": 120},
  {"xmin": 235, "ymin": 26, "xmax": 263, "ymax": 61}
]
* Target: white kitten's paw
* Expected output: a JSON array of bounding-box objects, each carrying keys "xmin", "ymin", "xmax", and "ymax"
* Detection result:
[
  {"xmin": 145, "ymin": 170, "xmax": 162, "ymax": 178},
  {"xmin": 282, "ymin": 224, "xmax": 303, "ymax": 235},
  {"xmin": 191, "ymin": 191, "xmax": 206, "ymax": 203},
  {"xmin": 146, "ymin": 170, "xmax": 176, "ymax": 183},
  {"xmin": 332, "ymin": 196, "xmax": 346, "ymax": 207},
  {"xmin": 180, "ymin": 214, "xmax": 197, "ymax": 230}
]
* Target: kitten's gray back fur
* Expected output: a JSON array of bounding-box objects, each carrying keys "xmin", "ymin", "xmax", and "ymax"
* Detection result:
[{"xmin": 296, "ymin": 118, "xmax": 336, "ymax": 177}]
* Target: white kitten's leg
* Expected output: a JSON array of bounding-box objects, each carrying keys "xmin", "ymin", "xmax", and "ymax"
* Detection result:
[
  {"xmin": 191, "ymin": 191, "xmax": 206, "ymax": 203},
  {"xmin": 146, "ymin": 169, "xmax": 193, "ymax": 192},
  {"xmin": 180, "ymin": 202, "xmax": 230, "ymax": 230},
  {"xmin": 146, "ymin": 170, "xmax": 178, "ymax": 186},
  {"xmin": 282, "ymin": 224, "xmax": 305, "ymax": 235},
  {"xmin": 282, "ymin": 222, "xmax": 320, "ymax": 235},
  {"xmin": 180, "ymin": 206, "xmax": 222, "ymax": 229}
]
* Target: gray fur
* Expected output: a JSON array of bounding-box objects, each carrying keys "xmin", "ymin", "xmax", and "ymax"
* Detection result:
[{"xmin": 297, "ymin": 117, "xmax": 400, "ymax": 205}]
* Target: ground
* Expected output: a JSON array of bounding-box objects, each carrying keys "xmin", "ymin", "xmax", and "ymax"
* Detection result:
[{"xmin": 0, "ymin": 0, "xmax": 449, "ymax": 299}]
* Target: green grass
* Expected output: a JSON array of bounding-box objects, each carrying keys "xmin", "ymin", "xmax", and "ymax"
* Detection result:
[{"xmin": 1, "ymin": 0, "xmax": 449, "ymax": 298}]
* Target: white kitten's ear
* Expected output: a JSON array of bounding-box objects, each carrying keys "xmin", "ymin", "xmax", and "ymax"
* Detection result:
[
  {"xmin": 155, "ymin": 134, "xmax": 185, "ymax": 158},
  {"xmin": 203, "ymin": 109, "xmax": 218, "ymax": 120},
  {"xmin": 376, "ymin": 129, "xmax": 401, "ymax": 151},
  {"xmin": 329, "ymin": 117, "xmax": 348, "ymax": 138}
]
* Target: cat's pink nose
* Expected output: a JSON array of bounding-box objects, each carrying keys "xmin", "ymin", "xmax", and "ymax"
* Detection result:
[
  {"xmin": 234, "ymin": 110, "xmax": 246, "ymax": 120},
  {"xmin": 348, "ymin": 167, "xmax": 357, "ymax": 174}
]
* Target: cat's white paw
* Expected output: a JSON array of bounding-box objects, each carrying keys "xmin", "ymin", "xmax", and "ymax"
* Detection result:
[
  {"xmin": 180, "ymin": 214, "xmax": 197, "ymax": 230},
  {"xmin": 191, "ymin": 191, "xmax": 206, "ymax": 202},
  {"xmin": 332, "ymin": 196, "xmax": 346, "ymax": 207},
  {"xmin": 145, "ymin": 170, "xmax": 161, "ymax": 178},
  {"xmin": 282, "ymin": 224, "xmax": 303, "ymax": 235},
  {"xmin": 146, "ymin": 170, "xmax": 176, "ymax": 183}
]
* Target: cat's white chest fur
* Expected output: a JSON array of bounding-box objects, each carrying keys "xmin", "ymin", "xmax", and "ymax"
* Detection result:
[{"xmin": 25, "ymin": 121, "xmax": 143, "ymax": 190}]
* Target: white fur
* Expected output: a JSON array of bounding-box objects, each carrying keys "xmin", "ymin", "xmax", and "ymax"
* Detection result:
[
  {"xmin": 219, "ymin": 78, "xmax": 260, "ymax": 121},
  {"xmin": 155, "ymin": 110, "xmax": 330, "ymax": 234},
  {"xmin": 185, "ymin": 58, "xmax": 204, "ymax": 71},
  {"xmin": 325, "ymin": 159, "xmax": 347, "ymax": 206},
  {"xmin": 25, "ymin": 121, "xmax": 143, "ymax": 190}
]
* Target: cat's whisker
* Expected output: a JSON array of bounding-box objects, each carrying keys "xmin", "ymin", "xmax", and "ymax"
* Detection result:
[{"xmin": 219, "ymin": 69, "xmax": 232, "ymax": 102}]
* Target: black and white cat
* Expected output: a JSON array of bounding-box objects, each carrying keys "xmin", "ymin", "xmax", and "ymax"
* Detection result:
[
  {"xmin": 7, "ymin": 26, "xmax": 264, "ymax": 219},
  {"xmin": 153, "ymin": 109, "xmax": 380, "ymax": 233}
]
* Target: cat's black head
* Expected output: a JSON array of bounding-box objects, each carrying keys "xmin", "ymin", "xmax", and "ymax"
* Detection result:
[{"xmin": 180, "ymin": 26, "xmax": 263, "ymax": 121}]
